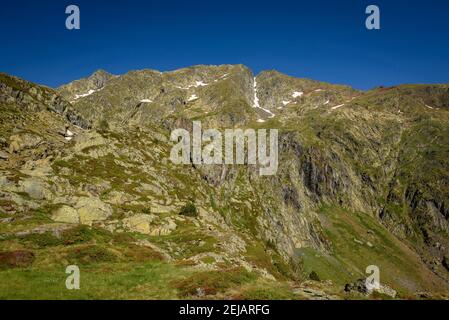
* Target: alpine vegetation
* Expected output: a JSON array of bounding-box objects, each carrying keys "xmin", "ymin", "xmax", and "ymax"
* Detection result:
[
  {"xmin": 170, "ymin": 121, "xmax": 279, "ymax": 176},
  {"xmin": 1, "ymin": 64, "xmax": 449, "ymax": 300}
]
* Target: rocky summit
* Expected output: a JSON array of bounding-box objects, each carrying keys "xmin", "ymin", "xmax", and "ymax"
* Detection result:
[{"xmin": 1, "ymin": 65, "xmax": 449, "ymax": 299}]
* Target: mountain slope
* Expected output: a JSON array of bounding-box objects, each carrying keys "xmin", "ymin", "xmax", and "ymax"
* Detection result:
[{"xmin": 0, "ymin": 66, "xmax": 448, "ymax": 299}]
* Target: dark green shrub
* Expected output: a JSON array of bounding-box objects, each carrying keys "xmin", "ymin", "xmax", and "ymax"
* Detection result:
[
  {"xmin": 66, "ymin": 245, "xmax": 116, "ymax": 265},
  {"xmin": 20, "ymin": 232, "xmax": 62, "ymax": 248},
  {"xmin": 309, "ymin": 271, "xmax": 321, "ymax": 282},
  {"xmin": 179, "ymin": 202, "xmax": 198, "ymax": 217}
]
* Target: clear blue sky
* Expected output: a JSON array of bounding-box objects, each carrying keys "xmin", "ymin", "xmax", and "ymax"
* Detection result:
[{"xmin": 1, "ymin": 0, "xmax": 449, "ymax": 90}]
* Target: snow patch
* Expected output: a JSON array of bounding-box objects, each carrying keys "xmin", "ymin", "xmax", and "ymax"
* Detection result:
[
  {"xmin": 188, "ymin": 94, "xmax": 198, "ymax": 102},
  {"xmin": 324, "ymin": 100, "xmax": 330, "ymax": 105},
  {"xmin": 74, "ymin": 89, "xmax": 100, "ymax": 100},
  {"xmin": 140, "ymin": 99, "xmax": 153, "ymax": 103},
  {"xmin": 175, "ymin": 80, "xmax": 209, "ymax": 90},
  {"xmin": 64, "ymin": 129, "xmax": 75, "ymax": 141},
  {"xmin": 257, "ymin": 119, "xmax": 266, "ymax": 123},
  {"xmin": 426, "ymin": 104, "xmax": 434, "ymax": 109},
  {"xmin": 282, "ymin": 100, "xmax": 291, "ymax": 106},
  {"xmin": 214, "ymin": 74, "xmax": 229, "ymax": 82},
  {"xmin": 292, "ymin": 91, "xmax": 303, "ymax": 98},
  {"xmin": 195, "ymin": 81, "xmax": 208, "ymax": 87},
  {"xmin": 253, "ymin": 78, "xmax": 275, "ymax": 118},
  {"xmin": 253, "ymin": 78, "xmax": 260, "ymax": 109},
  {"xmin": 331, "ymin": 104, "xmax": 345, "ymax": 110}
]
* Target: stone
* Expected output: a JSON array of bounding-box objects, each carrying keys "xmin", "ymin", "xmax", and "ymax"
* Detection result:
[
  {"xmin": 377, "ymin": 284, "xmax": 397, "ymax": 298},
  {"xmin": 344, "ymin": 278, "xmax": 396, "ymax": 298},
  {"xmin": 8, "ymin": 133, "xmax": 42, "ymax": 153},
  {"xmin": 73, "ymin": 132, "xmax": 107, "ymax": 154},
  {"xmin": 52, "ymin": 206, "xmax": 80, "ymax": 224},
  {"xmin": 123, "ymin": 214, "xmax": 156, "ymax": 234},
  {"xmin": 149, "ymin": 227, "xmax": 173, "ymax": 236},
  {"xmin": 74, "ymin": 197, "xmax": 113, "ymax": 226},
  {"xmin": 20, "ymin": 178, "xmax": 51, "ymax": 200},
  {"xmin": 105, "ymin": 191, "xmax": 133, "ymax": 205},
  {"xmin": 164, "ymin": 217, "xmax": 177, "ymax": 231}
]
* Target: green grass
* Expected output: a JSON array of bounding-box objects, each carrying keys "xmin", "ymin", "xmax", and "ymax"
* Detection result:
[
  {"xmin": 172, "ymin": 267, "xmax": 257, "ymax": 298},
  {"xmin": 0, "ymin": 261, "xmax": 187, "ymax": 300},
  {"xmin": 234, "ymin": 281, "xmax": 298, "ymax": 300},
  {"xmin": 300, "ymin": 205, "xmax": 447, "ymax": 296}
]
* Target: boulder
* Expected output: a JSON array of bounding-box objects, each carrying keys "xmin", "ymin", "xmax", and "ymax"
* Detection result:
[
  {"xmin": 8, "ymin": 133, "xmax": 42, "ymax": 153},
  {"xmin": 73, "ymin": 132, "xmax": 107, "ymax": 154},
  {"xmin": 0, "ymin": 151, "xmax": 9, "ymax": 160},
  {"xmin": 123, "ymin": 214, "xmax": 157, "ymax": 234},
  {"xmin": 344, "ymin": 278, "xmax": 396, "ymax": 298},
  {"xmin": 52, "ymin": 206, "xmax": 80, "ymax": 224},
  {"xmin": 75, "ymin": 197, "xmax": 113, "ymax": 226},
  {"xmin": 20, "ymin": 178, "xmax": 52, "ymax": 200},
  {"xmin": 105, "ymin": 191, "xmax": 133, "ymax": 205},
  {"xmin": 149, "ymin": 227, "xmax": 173, "ymax": 236}
]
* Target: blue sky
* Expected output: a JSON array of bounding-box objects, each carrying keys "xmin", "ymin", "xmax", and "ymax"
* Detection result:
[{"xmin": 1, "ymin": 0, "xmax": 449, "ymax": 90}]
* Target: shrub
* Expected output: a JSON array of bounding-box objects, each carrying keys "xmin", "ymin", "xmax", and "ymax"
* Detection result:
[
  {"xmin": 66, "ymin": 245, "xmax": 117, "ymax": 265},
  {"xmin": 98, "ymin": 119, "xmax": 110, "ymax": 131},
  {"xmin": 0, "ymin": 250, "xmax": 35, "ymax": 269},
  {"xmin": 309, "ymin": 271, "xmax": 321, "ymax": 282},
  {"xmin": 172, "ymin": 268, "xmax": 256, "ymax": 297},
  {"xmin": 179, "ymin": 202, "xmax": 198, "ymax": 217},
  {"xmin": 20, "ymin": 232, "xmax": 62, "ymax": 248},
  {"xmin": 61, "ymin": 225, "xmax": 94, "ymax": 245}
]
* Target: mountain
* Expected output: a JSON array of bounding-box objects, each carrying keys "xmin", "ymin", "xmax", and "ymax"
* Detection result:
[{"xmin": 0, "ymin": 66, "xmax": 448, "ymax": 299}]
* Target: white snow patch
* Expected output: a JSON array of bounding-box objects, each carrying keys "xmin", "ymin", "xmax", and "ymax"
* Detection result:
[
  {"xmin": 188, "ymin": 94, "xmax": 198, "ymax": 102},
  {"xmin": 195, "ymin": 81, "xmax": 208, "ymax": 87},
  {"xmin": 257, "ymin": 119, "xmax": 266, "ymax": 123},
  {"xmin": 314, "ymin": 89, "xmax": 324, "ymax": 92},
  {"xmin": 74, "ymin": 89, "xmax": 99, "ymax": 100},
  {"xmin": 175, "ymin": 81, "xmax": 209, "ymax": 90},
  {"xmin": 282, "ymin": 100, "xmax": 291, "ymax": 106},
  {"xmin": 252, "ymin": 78, "xmax": 275, "ymax": 118},
  {"xmin": 214, "ymin": 74, "xmax": 229, "ymax": 82},
  {"xmin": 324, "ymin": 100, "xmax": 330, "ymax": 105},
  {"xmin": 331, "ymin": 104, "xmax": 345, "ymax": 110},
  {"xmin": 64, "ymin": 129, "xmax": 74, "ymax": 141},
  {"xmin": 292, "ymin": 91, "xmax": 303, "ymax": 98},
  {"xmin": 140, "ymin": 99, "xmax": 153, "ymax": 103},
  {"xmin": 253, "ymin": 78, "xmax": 261, "ymax": 109},
  {"xmin": 426, "ymin": 105, "xmax": 434, "ymax": 109}
]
